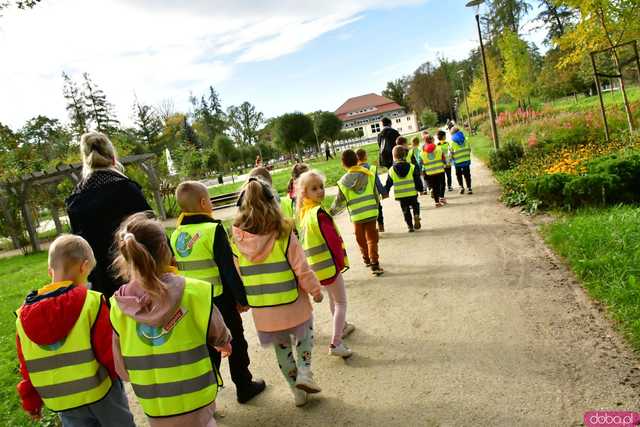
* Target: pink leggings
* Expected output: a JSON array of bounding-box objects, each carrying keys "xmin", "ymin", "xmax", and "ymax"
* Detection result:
[{"xmin": 324, "ymin": 273, "xmax": 347, "ymax": 346}]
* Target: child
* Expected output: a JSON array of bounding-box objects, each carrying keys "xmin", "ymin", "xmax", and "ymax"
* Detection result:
[
  {"xmin": 296, "ymin": 170, "xmax": 355, "ymax": 358},
  {"xmin": 385, "ymin": 145, "xmax": 425, "ymax": 232},
  {"xmin": 411, "ymin": 137, "xmax": 422, "ymax": 169},
  {"xmin": 356, "ymin": 148, "xmax": 388, "ymax": 233},
  {"xmin": 170, "ymin": 181, "xmax": 266, "ymax": 404},
  {"xmin": 111, "ymin": 213, "xmax": 232, "ymax": 426},
  {"xmin": 438, "ymin": 130, "xmax": 454, "ymax": 192},
  {"xmin": 280, "ymin": 163, "xmax": 310, "ymax": 220},
  {"xmin": 232, "ymin": 178, "xmax": 324, "ymax": 407},
  {"xmin": 396, "ymin": 136, "xmax": 418, "ymax": 167},
  {"xmin": 332, "ymin": 149, "xmax": 384, "ymax": 275},
  {"xmin": 249, "ymin": 166, "xmax": 279, "ymax": 202},
  {"xmin": 450, "ymin": 126, "xmax": 473, "ymax": 194},
  {"xmin": 421, "ymin": 134, "xmax": 447, "ymax": 207},
  {"xmin": 15, "ymin": 234, "xmax": 135, "ymax": 427}
]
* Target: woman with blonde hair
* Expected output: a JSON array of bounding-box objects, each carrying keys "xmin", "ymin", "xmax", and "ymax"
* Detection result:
[{"xmin": 65, "ymin": 131, "xmax": 151, "ymax": 298}]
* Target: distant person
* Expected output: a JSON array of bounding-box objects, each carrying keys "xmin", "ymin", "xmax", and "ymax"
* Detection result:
[
  {"xmin": 324, "ymin": 142, "xmax": 333, "ymax": 161},
  {"xmin": 65, "ymin": 131, "xmax": 151, "ymax": 298},
  {"xmin": 438, "ymin": 130, "xmax": 454, "ymax": 192},
  {"xmin": 421, "ymin": 133, "xmax": 447, "ymax": 207},
  {"xmin": 356, "ymin": 148, "xmax": 387, "ymax": 233},
  {"xmin": 385, "ymin": 145, "xmax": 424, "ymax": 232},
  {"xmin": 16, "ymin": 235, "xmax": 135, "ymax": 427},
  {"xmin": 377, "ymin": 117, "xmax": 400, "ymax": 168},
  {"xmin": 280, "ymin": 163, "xmax": 310, "ymax": 221},
  {"xmin": 450, "ymin": 126, "xmax": 473, "ymax": 194}
]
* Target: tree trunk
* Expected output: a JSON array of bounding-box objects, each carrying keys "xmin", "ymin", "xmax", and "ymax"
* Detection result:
[{"xmin": 49, "ymin": 205, "xmax": 63, "ymax": 235}]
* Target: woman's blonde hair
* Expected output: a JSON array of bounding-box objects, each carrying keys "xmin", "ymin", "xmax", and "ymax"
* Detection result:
[
  {"xmin": 80, "ymin": 131, "xmax": 123, "ymax": 178},
  {"xmin": 295, "ymin": 170, "xmax": 325, "ymax": 212},
  {"xmin": 112, "ymin": 212, "xmax": 171, "ymax": 301},
  {"xmin": 233, "ymin": 178, "xmax": 291, "ymax": 238}
]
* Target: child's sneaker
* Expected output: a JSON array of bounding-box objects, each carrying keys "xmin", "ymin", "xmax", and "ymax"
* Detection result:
[
  {"xmin": 441, "ymin": 197, "xmax": 448, "ymax": 204},
  {"xmin": 467, "ymin": 188, "xmax": 473, "ymax": 195},
  {"xmin": 342, "ymin": 322, "xmax": 356, "ymax": 338},
  {"xmin": 329, "ymin": 343, "xmax": 353, "ymax": 358},
  {"xmin": 295, "ymin": 368, "xmax": 321, "ymax": 394},
  {"xmin": 371, "ymin": 263, "xmax": 384, "ymax": 275},
  {"xmin": 378, "ymin": 224, "xmax": 385, "ymax": 233},
  {"xmin": 291, "ymin": 386, "xmax": 308, "ymax": 407},
  {"xmin": 414, "ymin": 216, "xmax": 421, "ymax": 230},
  {"xmin": 448, "ymin": 186, "xmax": 453, "ymax": 192},
  {"xmin": 408, "ymin": 227, "xmax": 415, "ymax": 233},
  {"xmin": 435, "ymin": 202, "xmax": 444, "ymax": 208},
  {"xmin": 460, "ymin": 188, "xmax": 465, "ymax": 194}
]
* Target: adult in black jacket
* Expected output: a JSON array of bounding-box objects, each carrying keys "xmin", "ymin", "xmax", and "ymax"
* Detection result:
[
  {"xmin": 65, "ymin": 132, "xmax": 152, "ymax": 298},
  {"xmin": 377, "ymin": 117, "xmax": 400, "ymax": 168}
]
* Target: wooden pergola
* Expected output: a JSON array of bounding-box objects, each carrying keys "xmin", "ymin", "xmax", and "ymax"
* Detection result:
[{"xmin": 0, "ymin": 153, "xmax": 166, "ymax": 252}]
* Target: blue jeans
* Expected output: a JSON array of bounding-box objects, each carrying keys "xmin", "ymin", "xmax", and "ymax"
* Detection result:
[{"xmin": 59, "ymin": 380, "xmax": 135, "ymax": 427}]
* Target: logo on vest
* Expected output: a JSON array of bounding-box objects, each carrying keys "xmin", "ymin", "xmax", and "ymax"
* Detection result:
[
  {"xmin": 175, "ymin": 231, "xmax": 201, "ymax": 258},
  {"xmin": 39, "ymin": 338, "xmax": 66, "ymax": 351},
  {"xmin": 137, "ymin": 324, "xmax": 173, "ymax": 346},
  {"xmin": 427, "ymin": 152, "xmax": 435, "ymax": 160}
]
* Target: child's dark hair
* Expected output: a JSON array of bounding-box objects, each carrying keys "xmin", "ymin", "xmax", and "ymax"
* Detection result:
[
  {"xmin": 356, "ymin": 148, "xmax": 368, "ymax": 162},
  {"xmin": 113, "ymin": 212, "xmax": 172, "ymax": 300},
  {"xmin": 437, "ymin": 130, "xmax": 447, "ymax": 141},
  {"xmin": 393, "ymin": 145, "xmax": 408, "ymax": 161},
  {"xmin": 412, "ymin": 137, "xmax": 420, "ymax": 146},
  {"xmin": 381, "ymin": 117, "xmax": 392, "ymax": 127},
  {"xmin": 396, "ymin": 136, "xmax": 407, "ymax": 145},
  {"xmin": 287, "ymin": 163, "xmax": 309, "ymax": 195},
  {"xmin": 341, "ymin": 149, "xmax": 358, "ymax": 167}
]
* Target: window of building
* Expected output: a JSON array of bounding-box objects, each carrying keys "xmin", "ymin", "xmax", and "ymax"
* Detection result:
[
  {"xmin": 396, "ymin": 118, "xmax": 401, "ymax": 123},
  {"xmin": 407, "ymin": 117, "xmax": 411, "ymax": 121},
  {"xmin": 371, "ymin": 123, "xmax": 380, "ymax": 133},
  {"xmin": 398, "ymin": 127, "xmax": 403, "ymax": 133}
]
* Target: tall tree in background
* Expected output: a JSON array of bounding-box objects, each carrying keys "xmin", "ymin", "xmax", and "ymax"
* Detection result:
[
  {"xmin": 273, "ymin": 112, "xmax": 314, "ymax": 159},
  {"xmin": 382, "ymin": 78, "xmax": 409, "ymax": 109},
  {"xmin": 498, "ymin": 30, "xmax": 535, "ymax": 106},
  {"xmin": 62, "ymin": 72, "xmax": 88, "ymax": 137},
  {"xmin": 190, "ymin": 86, "xmax": 227, "ymax": 147},
  {"xmin": 466, "ymin": 53, "xmax": 504, "ymax": 112},
  {"xmin": 227, "ymin": 101, "xmax": 264, "ymax": 146},
  {"xmin": 20, "ymin": 116, "xmax": 71, "ymax": 163},
  {"xmin": 311, "ymin": 111, "xmax": 343, "ymax": 152},
  {"xmin": 482, "ymin": 0, "xmax": 531, "ymax": 38},
  {"xmin": 82, "ymin": 73, "xmax": 119, "ymax": 133},
  {"xmin": 132, "ymin": 99, "xmax": 163, "ymax": 149},
  {"xmin": 407, "ymin": 61, "xmax": 454, "ymax": 120},
  {"xmin": 534, "ymin": 0, "xmax": 577, "ymax": 45}
]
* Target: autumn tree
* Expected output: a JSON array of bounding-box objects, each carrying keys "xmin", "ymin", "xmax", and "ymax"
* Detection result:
[
  {"xmin": 227, "ymin": 101, "xmax": 264, "ymax": 146},
  {"xmin": 407, "ymin": 61, "xmax": 454, "ymax": 120},
  {"xmin": 534, "ymin": 0, "xmax": 577, "ymax": 45},
  {"xmin": 498, "ymin": 30, "xmax": 535, "ymax": 106}
]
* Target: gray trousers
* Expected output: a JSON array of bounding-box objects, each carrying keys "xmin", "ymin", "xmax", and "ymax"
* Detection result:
[{"xmin": 59, "ymin": 380, "xmax": 135, "ymax": 427}]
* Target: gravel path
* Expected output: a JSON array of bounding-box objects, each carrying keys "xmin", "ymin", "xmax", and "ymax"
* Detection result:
[{"xmin": 127, "ymin": 158, "xmax": 640, "ymax": 426}]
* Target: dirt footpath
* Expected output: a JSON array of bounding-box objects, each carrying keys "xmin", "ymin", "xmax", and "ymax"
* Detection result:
[{"xmin": 128, "ymin": 158, "xmax": 640, "ymax": 426}]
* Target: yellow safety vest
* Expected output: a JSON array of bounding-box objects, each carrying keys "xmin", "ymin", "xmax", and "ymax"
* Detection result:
[
  {"xmin": 451, "ymin": 138, "xmax": 471, "ymax": 165},
  {"xmin": 438, "ymin": 141, "xmax": 452, "ymax": 166},
  {"xmin": 280, "ymin": 195, "xmax": 295, "ymax": 220},
  {"xmin": 170, "ymin": 220, "xmax": 223, "ymax": 298},
  {"xmin": 420, "ymin": 146, "xmax": 445, "ymax": 176},
  {"xmin": 389, "ymin": 164, "xmax": 418, "ymax": 199},
  {"xmin": 300, "ymin": 205, "xmax": 349, "ymax": 281},
  {"xmin": 237, "ymin": 233, "xmax": 299, "ymax": 307},
  {"xmin": 110, "ymin": 278, "xmax": 220, "ymax": 418},
  {"xmin": 337, "ymin": 173, "xmax": 379, "ymax": 223},
  {"xmin": 16, "ymin": 290, "xmax": 112, "ymax": 412}
]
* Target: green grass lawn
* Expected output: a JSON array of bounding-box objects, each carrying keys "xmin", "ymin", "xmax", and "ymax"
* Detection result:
[
  {"xmin": 547, "ymin": 85, "xmax": 640, "ymax": 113},
  {"xmin": 468, "ymin": 133, "xmax": 494, "ymax": 164},
  {"xmin": 543, "ymin": 205, "xmax": 640, "ymax": 351}
]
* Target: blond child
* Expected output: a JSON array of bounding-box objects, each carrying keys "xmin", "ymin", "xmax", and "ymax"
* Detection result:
[
  {"xmin": 111, "ymin": 213, "xmax": 231, "ymax": 427},
  {"xmin": 297, "ymin": 170, "xmax": 355, "ymax": 358},
  {"xmin": 15, "ymin": 235, "xmax": 135, "ymax": 427},
  {"xmin": 232, "ymin": 178, "xmax": 324, "ymax": 407}
]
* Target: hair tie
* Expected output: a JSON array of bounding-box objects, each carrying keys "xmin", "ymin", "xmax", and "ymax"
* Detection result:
[{"xmin": 122, "ymin": 232, "xmax": 136, "ymax": 242}]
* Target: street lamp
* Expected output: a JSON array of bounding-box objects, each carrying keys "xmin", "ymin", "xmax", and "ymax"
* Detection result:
[
  {"xmin": 457, "ymin": 69, "xmax": 473, "ymax": 135},
  {"xmin": 466, "ymin": 0, "xmax": 499, "ymax": 149}
]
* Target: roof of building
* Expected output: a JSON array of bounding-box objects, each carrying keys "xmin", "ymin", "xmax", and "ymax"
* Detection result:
[{"xmin": 335, "ymin": 93, "xmax": 404, "ymax": 122}]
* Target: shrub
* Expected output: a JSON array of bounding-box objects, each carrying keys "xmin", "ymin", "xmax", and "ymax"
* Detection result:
[
  {"xmin": 526, "ymin": 173, "xmax": 572, "ymax": 208},
  {"xmin": 488, "ymin": 140, "xmax": 525, "ymax": 171},
  {"xmin": 563, "ymin": 173, "xmax": 615, "ymax": 208},
  {"xmin": 587, "ymin": 153, "xmax": 640, "ymax": 204},
  {"xmin": 420, "ymin": 108, "xmax": 438, "ymax": 128}
]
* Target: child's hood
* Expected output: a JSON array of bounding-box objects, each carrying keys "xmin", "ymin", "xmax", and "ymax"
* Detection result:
[
  {"xmin": 451, "ymin": 131, "xmax": 466, "ymax": 145},
  {"xmin": 19, "ymin": 284, "xmax": 88, "ymax": 346},
  {"xmin": 112, "ymin": 274, "xmax": 185, "ymax": 328},
  {"xmin": 232, "ymin": 226, "xmax": 277, "ymax": 263},
  {"xmin": 339, "ymin": 172, "xmax": 369, "ymax": 194},
  {"xmin": 424, "ymin": 142, "xmax": 436, "ymax": 153},
  {"xmin": 392, "ymin": 161, "xmax": 412, "ymax": 177}
]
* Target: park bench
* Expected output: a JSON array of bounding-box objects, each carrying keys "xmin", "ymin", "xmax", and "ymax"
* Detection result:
[{"xmin": 210, "ymin": 191, "xmax": 240, "ymax": 211}]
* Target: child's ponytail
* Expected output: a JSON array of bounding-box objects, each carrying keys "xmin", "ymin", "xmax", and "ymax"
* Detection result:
[
  {"xmin": 234, "ymin": 179, "xmax": 291, "ymax": 238},
  {"xmin": 113, "ymin": 213, "xmax": 171, "ymax": 300}
]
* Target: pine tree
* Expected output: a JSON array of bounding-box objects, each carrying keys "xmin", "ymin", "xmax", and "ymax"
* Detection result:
[
  {"xmin": 62, "ymin": 72, "xmax": 89, "ymax": 137},
  {"xmin": 82, "ymin": 73, "xmax": 119, "ymax": 133},
  {"xmin": 132, "ymin": 99, "xmax": 163, "ymax": 147}
]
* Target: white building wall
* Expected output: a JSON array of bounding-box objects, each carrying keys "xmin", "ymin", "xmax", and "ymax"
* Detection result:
[{"xmin": 342, "ymin": 110, "xmax": 419, "ymax": 139}]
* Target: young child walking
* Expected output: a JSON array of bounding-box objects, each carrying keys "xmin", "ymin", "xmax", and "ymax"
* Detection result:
[
  {"xmin": 296, "ymin": 170, "xmax": 355, "ymax": 358},
  {"xmin": 280, "ymin": 163, "xmax": 310, "ymax": 220},
  {"xmin": 421, "ymin": 134, "xmax": 447, "ymax": 207},
  {"xmin": 385, "ymin": 145, "xmax": 425, "ymax": 232},
  {"xmin": 356, "ymin": 148, "xmax": 388, "ymax": 232},
  {"xmin": 438, "ymin": 130, "xmax": 454, "ymax": 192},
  {"xmin": 170, "ymin": 181, "xmax": 266, "ymax": 404},
  {"xmin": 450, "ymin": 126, "xmax": 473, "ymax": 194},
  {"xmin": 111, "ymin": 213, "xmax": 232, "ymax": 427},
  {"xmin": 332, "ymin": 149, "xmax": 384, "ymax": 275},
  {"xmin": 232, "ymin": 178, "xmax": 324, "ymax": 407},
  {"xmin": 15, "ymin": 235, "xmax": 135, "ymax": 427}
]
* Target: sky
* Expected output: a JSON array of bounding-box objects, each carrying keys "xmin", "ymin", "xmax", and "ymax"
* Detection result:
[{"xmin": 0, "ymin": 0, "xmax": 547, "ymax": 129}]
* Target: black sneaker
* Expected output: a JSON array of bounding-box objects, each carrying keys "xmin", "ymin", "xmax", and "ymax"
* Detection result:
[
  {"xmin": 467, "ymin": 188, "xmax": 473, "ymax": 195},
  {"xmin": 408, "ymin": 228, "xmax": 415, "ymax": 233},
  {"xmin": 237, "ymin": 379, "xmax": 267, "ymax": 404},
  {"xmin": 460, "ymin": 188, "xmax": 465, "ymax": 194},
  {"xmin": 371, "ymin": 264, "xmax": 384, "ymax": 276},
  {"xmin": 448, "ymin": 187, "xmax": 453, "ymax": 192}
]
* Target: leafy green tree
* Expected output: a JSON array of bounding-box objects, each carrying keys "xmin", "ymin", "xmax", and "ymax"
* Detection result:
[
  {"xmin": 382, "ymin": 78, "xmax": 409, "ymax": 109},
  {"xmin": 407, "ymin": 60, "xmax": 454, "ymax": 120},
  {"xmin": 227, "ymin": 101, "xmax": 264, "ymax": 146},
  {"xmin": 420, "ymin": 108, "xmax": 438, "ymax": 128},
  {"xmin": 19, "ymin": 116, "xmax": 71, "ymax": 163},
  {"xmin": 62, "ymin": 72, "xmax": 89, "ymax": 137},
  {"xmin": 190, "ymin": 86, "xmax": 227, "ymax": 148},
  {"xmin": 310, "ymin": 111, "xmax": 342, "ymax": 152},
  {"xmin": 482, "ymin": 0, "xmax": 532, "ymax": 38},
  {"xmin": 82, "ymin": 73, "xmax": 119, "ymax": 133},
  {"xmin": 534, "ymin": 0, "xmax": 577, "ymax": 45},
  {"xmin": 498, "ymin": 30, "xmax": 535, "ymax": 106},
  {"xmin": 273, "ymin": 112, "xmax": 314, "ymax": 158},
  {"xmin": 132, "ymin": 99, "xmax": 163, "ymax": 149},
  {"xmin": 214, "ymin": 134, "xmax": 239, "ymax": 180}
]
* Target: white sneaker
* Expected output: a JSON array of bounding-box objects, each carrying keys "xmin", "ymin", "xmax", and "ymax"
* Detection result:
[
  {"xmin": 342, "ymin": 322, "xmax": 356, "ymax": 338},
  {"xmin": 291, "ymin": 387, "xmax": 307, "ymax": 407},
  {"xmin": 295, "ymin": 367, "xmax": 322, "ymax": 394},
  {"xmin": 329, "ymin": 343, "xmax": 353, "ymax": 358}
]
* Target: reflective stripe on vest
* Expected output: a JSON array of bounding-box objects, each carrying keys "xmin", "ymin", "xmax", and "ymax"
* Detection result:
[
  {"xmin": 451, "ymin": 143, "xmax": 471, "ymax": 164},
  {"xmin": 16, "ymin": 290, "xmax": 112, "ymax": 412},
  {"xmin": 389, "ymin": 164, "xmax": 418, "ymax": 199},
  {"xmin": 300, "ymin": 205, "xmax": 349, "ymax": 281},
  {"xmin": 170, "ymin": 222, "xmax": 223, "ymax": 297},
  {"xmin": 420, "ymin": 146, "xmax": 445, "ymax": 176},
  {"xmin": 237, "ymin": 233, "xmax": 299, "ymax": 307},
  {"xmin": 337, "ymin": 173, "xmax": 379, "ymax": 223},
  {"xmin": 110, "ymin": 278, "xmax": 219, "ymax": 418}
]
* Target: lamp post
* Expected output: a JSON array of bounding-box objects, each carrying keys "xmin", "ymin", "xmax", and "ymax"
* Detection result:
[
  {"xmin": 466, "ymin": 0, "xmax": 499, "ymax": 149},
  {"xmin": 457, "ymin": 70, "xmax": 473, "ymax": 135}
]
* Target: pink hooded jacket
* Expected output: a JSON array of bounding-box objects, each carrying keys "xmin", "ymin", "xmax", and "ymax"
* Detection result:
[{"xmin": 232, "ymin": 226, "xmax": 322, "ymax": 332}]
